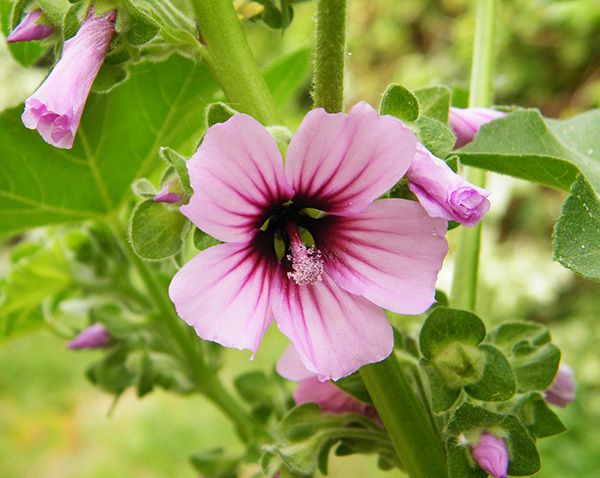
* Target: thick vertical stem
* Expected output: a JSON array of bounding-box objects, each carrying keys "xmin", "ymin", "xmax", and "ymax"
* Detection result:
[
  {"xmin": 361, "ymin": 355, "xmax": 448, "ymax": 478},
  {"xmin": 312, "ymin": 0, "xmax": 347, "ymax": 112},
  {"xmin": 191, "ymin": 0, "xmax": 278, "ymax": 125},
  {"xmin": 450, "ymin": 0, "xmax": 498, "ymax": 311}
]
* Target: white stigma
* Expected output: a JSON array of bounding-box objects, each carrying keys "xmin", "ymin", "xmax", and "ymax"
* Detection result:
[{"xmin": 286, "ymin": 243, "xmax": 324, "ymax": 286}]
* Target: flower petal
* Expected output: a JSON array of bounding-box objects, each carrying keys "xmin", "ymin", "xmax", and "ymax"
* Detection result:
[
  {"xmin": 309, "ymin": 198, "xmax": 448, "ymax": 314},
  {"xmin": 168, "ymin": 238, "xmax": 278, "ymax": 355},
  {"xmin": 285, "ymin": 102, "xmax": 416, "ymax": 216},
  {"xmin": 181, "ymin": 114, "xmax": 294, "ymax": 243},
  {"xmin": 276, "ymin": 345, "xmax": 316, "ymax": 382},
  {"xmin": 272, "ymin": 273, "xmax": 393, "ymax": 381}
]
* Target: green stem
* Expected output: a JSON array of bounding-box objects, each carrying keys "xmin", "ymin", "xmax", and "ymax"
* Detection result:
[
  {"xmin": 450, "ymin": 0, "xmax": 498, "ymax": 311},
  {"xmin": 191, "ymin": 0, "xmax": 278, "ymax": 125},
  {"xmin": 360, "ymin": 355, "xmax": 448, "ymax": 478},
  {"xmin": 312, "ymin": 0, "xmax": 347, "ymax": 112},
  {"xmin": 108, "ymin": 218, "xmax": 261, "ymax": 442}
]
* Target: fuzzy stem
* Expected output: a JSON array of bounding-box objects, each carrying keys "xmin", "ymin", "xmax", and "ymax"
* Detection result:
[
  {"xmin": 450, "ymin": 0, "xmax": 498, "ymax": 311},
  {"xmin": 312, "ymin": 0, "xmax": 347, "ymax": 112},
  {"xmin": 360, "ymin": 355, "xmax": 448, "ymax": 478},
  {"xmin": 191, "ymin": 0, "xmax": 278, "ymax": 125}
]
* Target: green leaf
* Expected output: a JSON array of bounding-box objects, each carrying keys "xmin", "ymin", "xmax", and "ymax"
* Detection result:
[
  {"xmin": 193, "ymin": 227, "xmax": 220, "ymax": 251},
  {"xmin": 334, "ymin": 371, "xmax": 373, "ymax": 404},
  {"xmin": 263, "ymin": 47, "xmax": 311, "ymax": 108},
  {"xmin": 129, "ymin": 199, "xmax": 188, "ymax": 260},
  {"xmin": 414, "ymin": 86, "xmax": 451, "ymax": 123},
  {"xmin": 422, "ymin": 360, "xmax": 461, "ymax": 413},
  {"xmin": 86, "ymin": 344, "xmax": 136, "ymax": 395},
  {"xmin": 553, "ymin": 175, "xmax": 600, "ymax": 281},
  {"xmin": 159, "ymin": 146, "xmax": 192, "ymax": 195},
  {"xmin": 205, "ymin": 101, "xmax": 237, "ymax": 127},
  {"xmin": 0, "ymin": 55, "xmax": 217, "ymax": 236},
  {"xmin": 490, "ymin": 322, "xmax": 561, "ymax": 392},
  {"xmin": 419, "ymin": 307, "xmax": 486, "ymax": 360},
  {"xmin": 516, "ymin": 392, "xmax": 567, "ymax": 439},
  {"xmin": 379, "ymin": 84, "xmax": 420, "ymax": 123},
  {"xmin": 446, "ymin": 436, "xmax": 486, "ymax": 478},
  {"xmin": 464, "ymin": 344, "xmax": 516, "ymax": 402},
  {"xmin": 458, "ymin": 109, "xmax": 600, "ymax": 194},
  {"xmin": 234, "ymin": 371, "xmax": 274, "ymax": 406},
  {"xmin": 415, "ymin": 116, "xmax": 456, "ymax": 158}
]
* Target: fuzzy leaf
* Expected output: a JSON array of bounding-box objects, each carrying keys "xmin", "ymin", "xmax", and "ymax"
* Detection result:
[
  {"xmin": 379, "ymin": 84, "xmax": 420, "ymax": 123},
  {"xmin": 516, "ymin": 392, "xmax": 567, "ymax": 439},
  {"xmin": 414, "ymin": 85, "xmax": 451, "ymax": 123},
  {"xmin": 553, "ymin": 175, "xmax": 600, "ymax": 281},
  {"xmin": 464, "ymin": 344, "xmax": 516, "ymax": 402}
]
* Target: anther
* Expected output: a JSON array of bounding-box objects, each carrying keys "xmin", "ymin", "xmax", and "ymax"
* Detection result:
[{"xmin": 285, "ymin": 223, "xmax": 324, "ymax": 286}]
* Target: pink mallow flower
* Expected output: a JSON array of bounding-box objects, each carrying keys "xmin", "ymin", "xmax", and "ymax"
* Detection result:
[
  {"xmin": 449, "ymin": 107, "xmax": 506, "ymax": 148},
  {"xmin": 546, "ymin": 363, "xmax": 576, "ymax": 408},
  {"xmin": 22, "ymin": 9, "xmax": 116, "ymax": 149},
  {"xmin": 277, "ymin": 345, "xmax": 376, "ymax": 417},
  {"xmin": 406, "ymin": 144, "xmax": 490, "ymax": 226},
  {"xmin": 7, "ymin": 10, "xmax": 55, "ymax": 43},
  {"xmin": 169, "ymin": 102, "xmax": 449, "ymax": 380},
  {"xmin": 471, "ymin": 433, "xmax": 509, "ymax": 478},
  {"xmin": 68, "ymin": 323, "xmax": 111, "ymax": 349}
]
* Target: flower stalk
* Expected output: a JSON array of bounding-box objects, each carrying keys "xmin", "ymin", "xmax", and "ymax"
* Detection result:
[
  {"xmin": 191, "ymin": 0, "xmax": 278, "ymax": 125},
  {"xmin": 312, "ymin": 0, "xmax": 347, "ymax": 112},
  {"xmin": 450, "ymin": 0, "xmax": 498, "ymax": 311}
]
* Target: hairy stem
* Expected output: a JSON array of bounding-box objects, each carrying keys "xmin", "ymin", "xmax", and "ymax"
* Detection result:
[
  {"xmin": 312, "ymin": 0, "xmax": 347, "ymax": 112},
  {"xmin": 361, "ymin": 355, "xmax": 448, "ymax": 478},
  {"xmin": 450, "ymin": 0, "xmax": 498, "ymax": 311},
  {"xmin": 191, "ymin": 0, "xmax": 278, "ymax": 125},
  {"xmin": 108, "ymin": 218, "xmax": 262, "ymax": 442}
]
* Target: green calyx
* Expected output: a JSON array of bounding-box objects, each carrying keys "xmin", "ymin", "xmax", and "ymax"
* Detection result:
[{"xmin": 433, "ymin": 342, "xmax": 485, "ymax": 388}]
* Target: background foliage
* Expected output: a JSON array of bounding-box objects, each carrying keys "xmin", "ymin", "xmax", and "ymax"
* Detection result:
[{"xmin": 1, "ymin": 0, "xmax": 599, "ymax": 476}]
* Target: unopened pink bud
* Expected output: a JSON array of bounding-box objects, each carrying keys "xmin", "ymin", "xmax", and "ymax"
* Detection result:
[
  {"xmin": 21, "ymin": 8, "xmax": 116, "ymax": 149},
  {"xmin": 449, "ymin": 107, "xmax": 506, "ymax": 148},
  {"xmin": 406, "ymin": 144, "xmax": 490, "ymax": 226},
  {"xmin": 154, "ymin": 183, "xmax": 185, "ymax": 203},
  {"xmin": 68, "ymin": 324, "xmax": 111, "ymax": 349},
  {"xmin": 546, "ymin": 363, "xmax": 575, "ymax": 408},
  {"xmin": 7, "ymin": 10, "xmax": 54, "ymax": 43},
  {"xmin": 472, "ymin": 433, "xmax": 509, "ymax": 478}
]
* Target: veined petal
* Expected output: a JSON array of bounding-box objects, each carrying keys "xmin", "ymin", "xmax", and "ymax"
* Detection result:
[
  {"xmin": 310, "ymin": 199, "xmax": 448, "ymax": 314},
  {"xmin": 276, "ymin": 345, "xmax": 316, "ymax": 382},
  {"xmin": 285, "ymin": 102, "xmax": 416, "ymax": 216},
  {"xmin": 182, "ymin": 114, "xmax": 294, "ymax": 243},
  {"xmin": 168, "ymin": 238, "xmax": 278, "ymax": 355},
  {"xmin": 272, "ymin": 273, "xmax": 393, "ymax": 381}
]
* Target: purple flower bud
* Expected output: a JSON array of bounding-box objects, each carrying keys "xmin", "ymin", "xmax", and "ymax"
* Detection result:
[
  {"xmin": 406, "ymin": 144, "xmax": 490, "ymax": 226},
  {"xmin": 546, "ymin": 363, "xmax": 575, "ymax": 408},
  {"xmin": 154, "ymin": 182, "xmax": 185, "ymax": 204},
  {"xmin": 449, "ymin": 107, "xmax": 506, "ymax": 148},
  {"xmin": 472, "ymin": 433, "xmax": 509, "ymax": 478},
  {"xmin": 6, "ymin": 10, "xmax": 55, "ymax": 43},
  {"xmin": 68, "ymin": 323, "xmax": 111, "ymax": 349},
  {"xmin": 21, "ymin": 8, "xmax": 116, "ymax": 149}
]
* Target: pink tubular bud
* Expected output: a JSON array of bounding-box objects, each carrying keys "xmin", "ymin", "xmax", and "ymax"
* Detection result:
[
  {"xmin": 7, "ymin": 10, "xmax": 55, "ymax": 43},
  {"xmin": 21, "ymin": 9, "xmax": 116, "ymax": 149},
  {"xmin": 449, "ymin": 107, "xmax": 506, "ymax": 148},
  {"xmin": 406, "ymin": 144, "xmax": 490, "ymax": 226},
  {"xmin": 68, "ymin": 323, "xmax": 111, "ymax": 349},
  {"xmin": 472, "ymin": 433, "xmax": 509, "ymax": 478},
  {"xmin": 546, "ymin": 363, "xmax": 575, "ymax": 408}
]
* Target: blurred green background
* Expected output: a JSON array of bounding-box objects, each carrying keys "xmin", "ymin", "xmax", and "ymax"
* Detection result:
[{"xmin": 1, "ymin": 0, "xmax": 600, "ymax": 476}]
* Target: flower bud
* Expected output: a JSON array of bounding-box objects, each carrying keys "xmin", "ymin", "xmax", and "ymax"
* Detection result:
[
  {"xmin": 22, "ymin": 8, "xmax": 116, "ymax": 149},
  {"xmin": 153, "ymin": 181, "xmax": 185, "ymax": 204},
  {"xmin": 449, "ymin": 107, "xmax": 506, "ymax": 148},
  {"xmin": 546, "ymin": 363, "xmax": 575, "ymax": 408},
  {"xmin": 406, "ymin": 144, "xmax": 490, "ymax": 226},
  {"xmin": 6, "ymin": 10, "xmax": 55, "ymax": 43},
  {"xmin": 68, "ymin": 323, "xmax": 111, "ymax": 349},
  {"xmin": 472, "ymin": 433, "xmax": 509, "ymax": 478}
]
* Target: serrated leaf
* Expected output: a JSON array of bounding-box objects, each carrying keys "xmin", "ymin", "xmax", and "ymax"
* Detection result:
[
  {"xmin": 0, "ymin": 55, "xmax": 217, "ymax": 236},
  {"xmin": 464, "ymin": 344, "xmax": 516, "ymax": 402},
  {"xmin": 458, "ymin": 109, "xmax": 600, "ymax": 194},
  {"xmin": 130, "ymin": 199, "xmax": 188, "ymax": 260},
  {"xmin": 419, "ymin": 307, "xmax": 486, "ymax": 360},
  {"xmin": 379, "ymin": 84, "xmax": 420, "ymax": 123},
  {"xmin": 553, "ymin": 175, "xmax": 600, "ymax": 281},
  {"xmin": 414, "ymin": 86, "xmax": 451, "ymax": 123}
]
